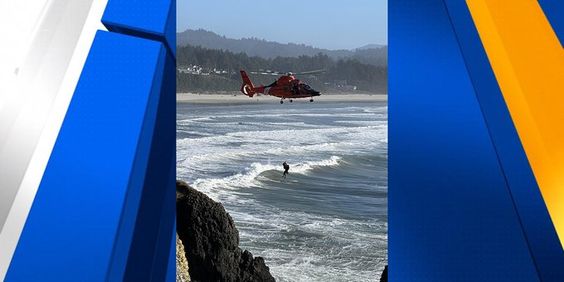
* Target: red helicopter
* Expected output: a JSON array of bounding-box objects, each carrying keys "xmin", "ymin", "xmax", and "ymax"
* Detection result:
[{"xmin": 240, "ymin": 70, "xmax": 322, "ymax": 104}]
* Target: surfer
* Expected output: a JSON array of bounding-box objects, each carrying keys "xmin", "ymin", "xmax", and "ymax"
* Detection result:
[{"xmin": 282, "ymin": 161, "xmax": 290, "ymax": 178}]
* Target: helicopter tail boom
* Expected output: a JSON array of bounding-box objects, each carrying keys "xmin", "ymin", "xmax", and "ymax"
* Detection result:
[{"xmin": 240, "ymin": 70, "xmax": 264, "ymax": 97}]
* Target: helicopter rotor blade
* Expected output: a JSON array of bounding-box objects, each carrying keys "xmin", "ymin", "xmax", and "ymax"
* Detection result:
[
  {"xmin": 249, "ymin": 71, "xmax": 283, "ymax": 76},
  {"xmin": 248, "ymin": 69, "xmax": 326, "ymax": 76},
  {"xmin": 293, "ymin": 69, "xmax": 326, "ymax": 75}
]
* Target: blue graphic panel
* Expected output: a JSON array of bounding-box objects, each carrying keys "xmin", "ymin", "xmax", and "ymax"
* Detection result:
[
  {"xmin": 102, "ymin": 0, "xmax": 176, "ymax": 56},
  {"xmin": 166, "ymin": 223, "xmax": 178, "ymax": 282},
  {"xmin": 443, "ymin": 1, "xmax": 564, "ymax": 281},
  {"xmin": 7, "ymin": 31, "xmax": 166, "ymax": 281},
  {"xmin": 389, "ymin": 0, "xmax": 540, "ymax": 280}
]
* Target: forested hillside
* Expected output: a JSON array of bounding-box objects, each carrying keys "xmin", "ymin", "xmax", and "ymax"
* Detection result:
[
  {"xmin": 177, "ymin": 45, "xmax": 387, "ymax": 94},
  {"xmin": 177, "ymin": 29, "xmax": 387, "ymax": 67}
]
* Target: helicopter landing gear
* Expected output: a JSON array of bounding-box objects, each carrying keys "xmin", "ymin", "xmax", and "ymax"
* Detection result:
[
  {"xmin": 290, "ymin": 99, "xmax": 293, "ymax": 103},
  {"xmin": 309, "ymin": 98, "xmax": 314, "ymax": 102},
  {"xmin": 280, "ymin": 100, "xmax": 284, "ymax": 104}
]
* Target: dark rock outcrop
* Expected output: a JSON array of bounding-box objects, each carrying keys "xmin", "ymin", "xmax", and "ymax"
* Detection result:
[{"xmin": 176, "ymin": 180, "xmax": 275, "ymax": 282}]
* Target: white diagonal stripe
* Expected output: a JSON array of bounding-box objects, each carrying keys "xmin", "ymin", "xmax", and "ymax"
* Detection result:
[{"xmin": 0, "ymin": 0, "xmax": 108, "ymax": 279}]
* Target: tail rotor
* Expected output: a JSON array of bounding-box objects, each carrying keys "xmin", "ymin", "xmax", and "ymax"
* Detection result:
[{"xmin": 240, "ymin": 70, "xmax": 267, "ymax": 97}]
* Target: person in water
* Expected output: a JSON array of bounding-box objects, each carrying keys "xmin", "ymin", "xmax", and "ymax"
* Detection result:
[{"xmin": 282, "ymin": 161, "xmax": 290, "ymax": 178}]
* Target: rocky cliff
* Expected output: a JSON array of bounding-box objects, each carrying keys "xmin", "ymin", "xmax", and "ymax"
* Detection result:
[
  {"xmin": 176, "ymin": 234, "xmax": 191, "ymax": 281},
  {"xmin": 176, "ymin": 180, "xmax": 275, "ymax": 282}
]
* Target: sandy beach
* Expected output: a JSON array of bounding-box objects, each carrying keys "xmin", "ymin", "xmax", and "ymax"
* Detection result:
[{"xmin": 177, "ymin": 93, "xmax": 387, "ymax": 104}]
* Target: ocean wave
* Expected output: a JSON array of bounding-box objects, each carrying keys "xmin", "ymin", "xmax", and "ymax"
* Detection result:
[
  {"xmin": 334, "ymin": 119, "xmax": 385, "ymax": 125},
  {"xmin": 176, "ymin": 124, "xmax": 386, "ymax": 170},
  {"xmin": 176, "ymin": 116, "xmax": 212, "ymax": 124},
  {"xmin": 216, "ymin": 112, "xmax": 379, "ymax": 119},
  {"xmin": 177, "ymin": 125, "xmax": 386, "ymax": 154},
  {"xmin": 192, "ymin": 156, "xmax": 342, "ymax": 192},
  {"xmin": 178, "ymin": 102, "xmax": 388, "ymax": 281},
  {"xmin": 233, "ymin": 209, "xmax": 387, "ymax": 282},
  {"xmin": 179, "ymin": 142, "xmax": 342, "ymax": 167}
]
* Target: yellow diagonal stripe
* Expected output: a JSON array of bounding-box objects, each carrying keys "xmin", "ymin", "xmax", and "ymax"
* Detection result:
[{"xmin": 466, "ymin": 0, "xmax": 564, "ymax": 249}]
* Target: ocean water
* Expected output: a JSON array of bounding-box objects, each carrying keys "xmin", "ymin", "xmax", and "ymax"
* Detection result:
[{"xmin": 177, "ymin": 100, "xmax": 387, "ymax": 282}]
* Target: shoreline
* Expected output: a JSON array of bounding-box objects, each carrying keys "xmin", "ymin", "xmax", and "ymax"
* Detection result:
[{"xmin": 177, "ymin": 93, "xmax": 387, "ymax": 104}]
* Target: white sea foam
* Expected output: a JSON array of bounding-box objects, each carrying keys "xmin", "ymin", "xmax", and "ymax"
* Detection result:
[
  {"xmin": 190, "ymin": 112, "xmax": 378, "ymax": 120},
  {"xmin": 176, "ymin": 124, "xmax": 387, "ymax": 170},
  {"xmin": 334, "ymin": 119, "xmax": 385, "ymax": 125},
  {"xmin": 177, "ymin": 116, "xmax": 212, "ymax": 124},
  {"xmin": 233, "ymin": 208, "xmax": 388, "ymax": 282}
]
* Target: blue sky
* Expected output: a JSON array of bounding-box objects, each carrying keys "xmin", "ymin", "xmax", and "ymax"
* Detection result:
[{"xmin": 177, "ymin": 0, "xmax": 387, "ymax": 50}]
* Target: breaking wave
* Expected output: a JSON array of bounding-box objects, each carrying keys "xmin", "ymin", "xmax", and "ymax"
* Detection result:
[{"xmin": 193, "ymin": 156, "xmax": 342, "ymax": 192}]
